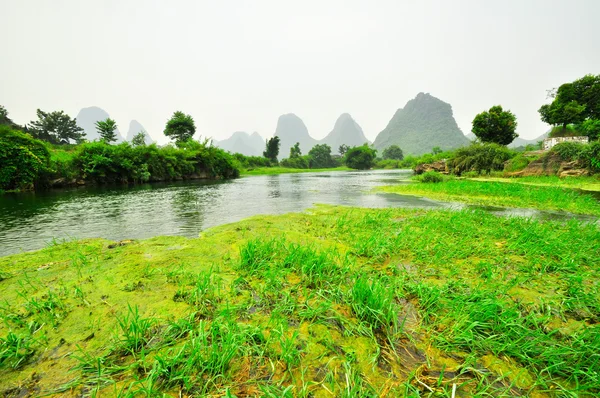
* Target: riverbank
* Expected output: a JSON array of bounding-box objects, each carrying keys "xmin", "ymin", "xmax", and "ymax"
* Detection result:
[
  {"xmin": 378, "ymin": 178, "xmax": 600, "ymax": 216},
  {"xmin": 1, "ymin": 205, "xmax": 599, "ymax": 396},
  {"xmin": 467, "ymin": 175, "xmax": 600, "ymax": 192},
  {"xmin": 241, "ymin": 166, "xmax": 351, "ymax": 176}
]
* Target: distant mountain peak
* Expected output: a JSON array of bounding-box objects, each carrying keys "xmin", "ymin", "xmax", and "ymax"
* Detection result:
[
  {"xmin": 373, "ymin": 93, "xmax": 469, "ymax": 155},
  {"xmin": 321, "ymin": 113, "xmax": 368, "ymax": 154},
  {"xmin": 126, "ymin": 120, "xmax": 154, "ymax": 144},
  {"xmin": 75, "ymin": 106, "xmax": 124, "ymax": 142},
  {"xmin": 213, "ymin": 131, "xmax": 265, "ymax": 156}
]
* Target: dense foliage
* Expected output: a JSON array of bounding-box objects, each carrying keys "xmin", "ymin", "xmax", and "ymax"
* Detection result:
[
  {"xmin": 308, "ymin": 144, "xmax": 334, "ymax": 168},
  {"xmin": 344, "ymin": 144, "xmax": 377, "ymax": 170},
  {"xmin": 539, "ymin": 74, "xmax": 600, "ymax": 129},
  {"xmin": 28, "ymin": 109, "xmax": 85, "ymax": 144},
  {"xmin": 0, "ymin": 126, "xmax": 50, "ymax": 191},
  {"xmin": 472, "ymin": 105, "xmax": 518, "ymax": 145},
  {"xmin": 164, "ymin": 111, "xmax": 196, "ymax": 145},
  {"xmin": 263, "ymin": 136, "xmax": 280, "ymax": 163},
  {"xmin": 95, "ymin": 118, "xmax": 118, "ymax": 143},
  {"xmin": 449, "ymin": 143, "xmax": 514, "ymax": 175},
  {"xmin": 551, "ymin": 141, "xmax": 600, "ymax": 172},
  {"xmin": 382, "ymin": 145, "xmax": 404, "ymax": 160}
]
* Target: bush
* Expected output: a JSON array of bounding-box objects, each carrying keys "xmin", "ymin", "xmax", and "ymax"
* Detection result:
[
  {"xmin": 374, "ymin": 159, "xmax": 400, "ymax": 169},
  {"xmin": 344, "ymin": 144, "xmax": 377, "ymax": 170},
  {"xmin": 415, "ymin": 171, "xmax": 445, "ymax": 183},
  {"xmin": 504, "ymin": 153, "xmax": 531, "ymax": 172},
  {"xmin": 280, "ymin": 156, "xmax": 309, "ymax": 169},
  {"xmin": 232, "ymin": 153, "xmax": 272, "ymax": 169},
  {"xmin": 449, "ymin": 143, "xmax": 515, "ymax": 175},
  {"xmin": 0, "ymin": 126, "xmax": 50, "ymax": 191},
  {"xmin": 551, "ymin": 142, "xmax": 586, "ymax": 162},
  {"xmin": 579, "ymin": 142, "xmax": 600, "ymax": 172}
]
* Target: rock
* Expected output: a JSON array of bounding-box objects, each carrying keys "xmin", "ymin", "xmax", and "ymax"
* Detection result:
[
  {"xmin": 511, "ymin": 153, "xmax": 588, "ymax": 177},
  {"xmin": 373, "ymin": 92, "xmax": 470, "ymax": 155},
  {"xmin": 414, "ymin": 160, "xmax": 448, "ymax": 174}
]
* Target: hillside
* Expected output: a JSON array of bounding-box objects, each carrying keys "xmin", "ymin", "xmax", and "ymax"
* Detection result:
[
  {"xmin": 75, "ymin": 106, "xmax": 124, "ymax": 142},
  {"xmin": 126, "ymin": 120, "xmax": 154, "ymax": 144},
  {"xmin": 373, "ymin": 93, "xmax": 470, "ymax": 155},
  {"xmin": 274, "ymin": 114, "xmax": 317, "ymax": 158},
  {"xmin": 320, "ymin": 113, "xmax": 369, "ymax": 154},
  {"xmin": 214, "ymin": 131, "xmax": 265, "ymax": 156}
]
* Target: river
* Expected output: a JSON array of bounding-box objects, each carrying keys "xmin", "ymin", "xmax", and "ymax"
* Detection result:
[{"xmin": 0, "ymin": 170, "xmax": 595, "ymax": 257}]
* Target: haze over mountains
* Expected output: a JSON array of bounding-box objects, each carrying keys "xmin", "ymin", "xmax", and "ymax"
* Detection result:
[
  {"xmin": 75, "ymin": 106, "xmax": 154, "ymax": 144},
  {"xmin": 372, "ymin": 93, "xmax": 470, "ymax": 155},
  {"xmin": 213, "ymin": 132, "xmax": 264, "ymax": 157}
]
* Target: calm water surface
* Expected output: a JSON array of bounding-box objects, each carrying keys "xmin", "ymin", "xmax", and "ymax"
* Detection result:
[{"xmin": 0, "ymin": 170, "xmax": 596, "ymax": 256}]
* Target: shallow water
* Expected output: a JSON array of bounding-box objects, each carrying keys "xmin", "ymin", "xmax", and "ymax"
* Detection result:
[{"xmin": 0, "ymin": 170, "xmax": 596, "ymax": 256}]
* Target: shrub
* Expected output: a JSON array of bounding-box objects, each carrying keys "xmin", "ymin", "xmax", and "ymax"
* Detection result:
[
  {"xmin": 449, "ymin": 143, "xmax": 515, "ymax": 175},
  {"xmin": 280, "ymin": 156, "xmax": 309, "ymax": 169},
  {"xmin": 0, "ymin": 126, "xmax": 50, "ymax": 191},
  {"xmin": 415, "ymin": 171, "xmax": 445, "ymax": 183},
  {"xmin": 344, "ymin": 144, "xmax": 377, "ymax": 170},
  {"xmin": 551, "ymin": 142, "xmax": 586, "ymax": 162},
  {"xmin": 504, "ymin": 153, "xmax": 531, "ymax": 172},
  {"xmin": 580, "ymin": 142, "xmax": 600, "ymax": 172}
]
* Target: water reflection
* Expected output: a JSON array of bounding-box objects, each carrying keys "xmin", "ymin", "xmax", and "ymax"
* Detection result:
[{"xmin": 0, "ymin": 169, "xmax": 597, "ymax": 257}]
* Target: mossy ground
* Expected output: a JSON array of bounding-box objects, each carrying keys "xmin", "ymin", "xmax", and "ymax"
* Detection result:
[
  {"xmin": 1, "ymin": 205, "xmax": 599, "ymax": 397},
  {"xmin": 378, "ymin": 178, "xmax": 600, "ymax": 216}
]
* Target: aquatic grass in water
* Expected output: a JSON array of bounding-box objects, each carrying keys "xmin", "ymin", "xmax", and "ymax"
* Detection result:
[
  {"xmin": 379, "ymin": 178, "xmax": 600, "ymax": 215},
  {"xmin": 1, "ymin": 206, "xmax": 599, "ymax": 396}
]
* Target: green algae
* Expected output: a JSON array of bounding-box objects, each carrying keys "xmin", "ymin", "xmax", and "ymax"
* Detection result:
[
  {"xmin": 1, "ymin": 206, "xmax": 599, "ymax": 396},
  {"xmin": 378, "ymin": 178, "xmax": 600, "ymax": 216}
]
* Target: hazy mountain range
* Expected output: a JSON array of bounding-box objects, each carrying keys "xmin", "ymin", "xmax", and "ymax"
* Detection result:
[
  {"xmin": 75, "ymin": 106, "xmax": 153, "ymax": 144},
  {"xmin": 466, "ymin": 132, "xmax": 548, "ymax": 148}
]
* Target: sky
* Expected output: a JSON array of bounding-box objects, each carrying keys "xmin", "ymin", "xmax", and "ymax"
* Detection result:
[{"xmin": 1, "ymin": 0, "xmax": 599, "ymax": 145}]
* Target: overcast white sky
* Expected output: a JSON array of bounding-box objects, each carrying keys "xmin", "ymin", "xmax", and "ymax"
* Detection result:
[{"xmin": 1, "ymin": 0, "xmax": 599, "ymax": 144}]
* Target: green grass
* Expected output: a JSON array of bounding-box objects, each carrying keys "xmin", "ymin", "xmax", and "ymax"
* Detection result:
[
  {"xmin": 1, "ymin": 206, "xmax": 599, "ymax": 396},
  {"xmin": 471, "ymin": 174, "xmax": 600, "ymax": 192},
  {"xmin": 379, "ymin": 178, "xmax": 600, "ymax": 215},
  {"xmin": 241, "ymin": 166, "xmax": 350, "ymax": 176}
]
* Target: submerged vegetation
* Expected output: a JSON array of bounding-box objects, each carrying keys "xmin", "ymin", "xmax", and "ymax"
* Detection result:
[
  {"xmin": 1, "ymin": 206, "xmax": 599, "ymax": 396},
  {"xmin": 380, "ymin": 178, "xmax": 600, "ymax": 216}
]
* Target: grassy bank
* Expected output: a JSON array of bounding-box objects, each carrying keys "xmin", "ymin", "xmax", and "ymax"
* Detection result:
[
  {"xmin": 379, "ymin": 179, "xmax": 600, "ymax": 216},
  {"xmin": 470, "ymin": 175, "xmax": 600, "ymax": 192},
  {"xmin": 1, "ymin": 206, "xmax": 599, "ymax": 396},
  {"xmin": 241, "ymin": 166, "xmax": 351, "ymax": 176}
]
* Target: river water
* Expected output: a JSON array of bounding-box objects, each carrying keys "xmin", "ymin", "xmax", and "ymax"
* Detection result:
[{"xmin": 0, "ymin": 170, "xmax": 596, "ymax": 257}]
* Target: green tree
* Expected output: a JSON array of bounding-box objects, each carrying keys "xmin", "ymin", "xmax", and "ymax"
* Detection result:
[
  {"xmin": 308, "ymin": 144, "xmax": 333, "ymax": 168},
  {"xmin": 28, "ymin": 109, "xmax": 85, "ymax": 144},
  {"xmin": 95, "ymin": 118, "xmax": 118, "ymax": 143},
  {"xmin": 472, "ymin": 105, "xmax": 518, "ymax": 145},
  {"xmin": 339, "ymin": 144, "xmax": 349, "ymax": 156},
  {"xmin": 263, "ymin": 136, "xmax": 280, "ymax": 163},
  {"xmin": 131, "ymin": 131, "xmax": 148, "ymax": 146},
  {"xmin": 539, "ymin": 74, "xmax": 600, "ymax": 130},
  {"xmin": 432, "ymin": 146, "xmax": 442, "ymax": 155},
  {"xmin": 579, "ymin": 119, "xmax": 600, "ymax": 141},
  {"xmin": 0, "ymin": 125, "xmax": 51, "ymax": 191},
  {"xmin": 344, "ymin": 144, "xmax": 377, "ymax": 170},
  {"xmin": 164, "ymin": 111, "xmax": 196, "ymax": 145},
  {"xmin": 382, "ymin": 145, "xmax": 404, "ymax": 160},
  {"xmin": 289, "ymin": 142, "xmax": 301, "ymax": 159}
]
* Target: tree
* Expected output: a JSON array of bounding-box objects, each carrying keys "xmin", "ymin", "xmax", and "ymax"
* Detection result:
[
  {"xmin": 344, "ymin": 144, "xmax": 377, "ymax": 170},
  {"xmin": 339, "ymin": 144, "xmax": 349, "ymax": 156},
  {"xmin": 164, "ymin": 111, "xmax": 196, "ymax": 145},
  {"xmin": 95, "ymin": 118, "xmax": 118, "ymax": 143},
  {"xmin": 539, "ymin": 74, "xmax": 600, "ymax": 129},
  {"xmin": 28, "ymin": 109, "xmax": 85, "ymax": 144},
  {"xmin": 263, "ymin": 136, "xmax": 280, "ymax": 162},
  {"xmin": 382, "ymin": 145, "xmax": 404, "ymax": 160},
  {"xmin": 432, "ymin": 146, "xmax": 442, "ymax": 155},
  {"xmin": 132, "ymin": 131, "xmax": 147, "ymax": 146},
  {"xmin": 308, "ymin": 144, "xmax": 333, "ymax": 168},
  {"xmin": 289, "ymin": 142, "xmax": 301, "ymax": 159},
  {"xmin": 471, "ymin": 105, "xmax": 518, "ymax": 145}
]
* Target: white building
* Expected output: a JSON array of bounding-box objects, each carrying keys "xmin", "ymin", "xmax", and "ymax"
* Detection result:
[{"xmin": 543, "ymin": 136, "xmax": 589, "ymax": 151}]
